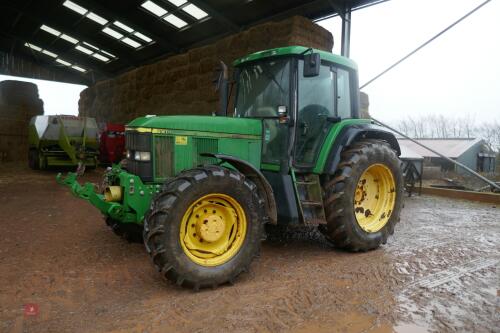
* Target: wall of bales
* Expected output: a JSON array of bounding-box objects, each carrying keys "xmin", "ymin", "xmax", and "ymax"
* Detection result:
[
  {"xmin": 0, "ymin": 81, "xmax": 44, "ymax": 162},
  {"xmin": 79, "ymin": 16, "xmax": 333, "ymax": 124}
]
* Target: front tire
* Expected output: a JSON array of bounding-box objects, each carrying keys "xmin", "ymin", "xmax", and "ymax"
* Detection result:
[
  {"xmin": 144, "ymin": 166, "xmax": 264, "ymax": 290},
  {"xmin": 321, "ymin": 140, "xmax": 403, "ymax": 251},
  {"xmin": 105, "ymin": 218, "xmax": 143, "ymax": 243}
]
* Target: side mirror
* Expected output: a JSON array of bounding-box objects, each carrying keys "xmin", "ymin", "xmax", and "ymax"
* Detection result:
[{"xmin": 303, "ymin": 53, "xmax": 320, "ymax": 77}]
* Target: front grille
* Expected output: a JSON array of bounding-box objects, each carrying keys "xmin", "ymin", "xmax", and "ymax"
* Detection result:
[
  {"xmin": 154, "ymin": 136, "xmax": 174, "ymax": 179},
  {"xmin": 193, "ymin": 137, "xmax": 218, "ymax": 167},
  {"xmin": 125, "ymin": 132, "xmax": 151, "ymax": 151},
  {"xmin": 125, "ymin": 131, "xmax": 153, "ymax": 182}
]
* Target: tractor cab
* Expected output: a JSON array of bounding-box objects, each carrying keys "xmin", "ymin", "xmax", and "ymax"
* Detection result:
[{"xmin": 232, "ymin": 46, "xmax": 359, "ymax": 170}]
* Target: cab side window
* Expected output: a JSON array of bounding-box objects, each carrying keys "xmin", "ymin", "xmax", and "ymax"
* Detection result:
[{"xmin": 337, "ymin": 68, "xmax": 351, "ymax": 118}]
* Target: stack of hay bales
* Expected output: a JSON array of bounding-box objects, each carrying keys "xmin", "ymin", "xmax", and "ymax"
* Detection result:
[
  {"xmin": 0, "ymin": 80, "xmax": 44, "ymax": 162},
  {"xmin": 79, "ymin": 15, "xmax": 333, "ymax": 124}
]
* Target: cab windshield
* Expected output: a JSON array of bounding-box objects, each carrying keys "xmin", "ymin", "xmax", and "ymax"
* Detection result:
[{"xmin": 235, "ymin": 59, "xmax": 291, "ymax": 118}]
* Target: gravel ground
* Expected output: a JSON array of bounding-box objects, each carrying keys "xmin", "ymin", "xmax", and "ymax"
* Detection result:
[{"xmin": 0, "ymin": 165, "xmax": 498, "ymax": 333}]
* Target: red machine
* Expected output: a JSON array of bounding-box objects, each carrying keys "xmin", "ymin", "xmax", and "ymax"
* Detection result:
[{"xmin": 99, "ymin": 123, "xmax": 125, "ymax": 164}]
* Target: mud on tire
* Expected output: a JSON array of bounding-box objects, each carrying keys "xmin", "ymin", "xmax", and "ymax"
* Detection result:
[
  {"xmin": 320, "ymin": 139, "xmax": 404, "ymax": 251},
  {"xmin": 143, "ymin": 166, "xmax": 264, "ymax": 290}
]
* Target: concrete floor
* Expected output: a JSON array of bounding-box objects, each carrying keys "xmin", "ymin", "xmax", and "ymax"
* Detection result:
[{"xmin": 0, "ymin": 165, "xmax": 498, "ymax": 333}]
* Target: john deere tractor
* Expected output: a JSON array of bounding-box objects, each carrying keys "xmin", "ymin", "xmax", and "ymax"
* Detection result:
[{"xmin": 58, "ymin": 46, "xmax": 403, "ymax": 290}]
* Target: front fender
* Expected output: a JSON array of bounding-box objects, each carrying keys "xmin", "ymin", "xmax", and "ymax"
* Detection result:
[{"xmin": 201, "ymin": 153, "xmax": 278, "ymax": 224}]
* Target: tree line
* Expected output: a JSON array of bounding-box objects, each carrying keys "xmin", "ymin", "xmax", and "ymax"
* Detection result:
[{"xmin": 395, "ymin": 115, "xmax": 500, "ymax": 152}]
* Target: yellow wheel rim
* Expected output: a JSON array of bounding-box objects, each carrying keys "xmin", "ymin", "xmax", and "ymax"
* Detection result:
[
  {"xmin": 354, "ymin": 164, "xmax": 396, "ymax": 233},
  {"xmin": 179, "ymin": 193, "xmax": 247, "ymax": 267}
]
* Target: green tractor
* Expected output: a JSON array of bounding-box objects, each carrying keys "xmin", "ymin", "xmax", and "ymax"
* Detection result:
[{"xmin": 58, "ymin": 46, "xmax": 403, "ymax": 289}]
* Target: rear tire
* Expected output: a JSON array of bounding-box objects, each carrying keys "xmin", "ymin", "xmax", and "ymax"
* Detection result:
[
  {"xmin": 320, "ymin": 140, "xmax": 403, "ymax": 251},
  {"xmin": 143, "ymin": 166, "xmax": 264, "ymax": 290}
]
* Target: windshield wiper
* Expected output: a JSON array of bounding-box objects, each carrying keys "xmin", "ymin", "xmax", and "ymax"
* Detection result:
[{"xmin": 262, "ymin": 67, "xmax": 285, "ymax": 95}]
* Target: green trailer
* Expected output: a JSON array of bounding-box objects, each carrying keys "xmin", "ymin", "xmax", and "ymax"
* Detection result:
[
  {"xmin": 58, "ymin": 46, "xmax": 404, "ymax": 289},
  {"xmin": 29, "ymin": 115, "xmax": 99, "ymax": 170}
]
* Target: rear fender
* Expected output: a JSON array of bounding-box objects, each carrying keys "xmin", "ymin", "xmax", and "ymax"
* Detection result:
[{"xmin": 324, "ymin": 124, "xmax": 401, "ymax": 174}]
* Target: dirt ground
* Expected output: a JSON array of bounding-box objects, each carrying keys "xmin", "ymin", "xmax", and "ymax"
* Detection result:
[{"xmin": 0, "ymin": 164, "xmax": 498, "ymax": 333}]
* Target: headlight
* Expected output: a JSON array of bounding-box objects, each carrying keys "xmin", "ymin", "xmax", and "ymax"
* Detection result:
[
  {"xmin": 126, "ymin": 150, "xmax": 131, "ymax": 159},
  {"xmin": 134, "ymin": 151, "xmax": 151, "ymax": 161}
]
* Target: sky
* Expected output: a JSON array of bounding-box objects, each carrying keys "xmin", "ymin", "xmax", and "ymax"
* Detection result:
[
  {"xmin": 0, "ymin": 74, "xmax": 86, "ymax": 115},
  {"xmin": 0, "ymin": 0, "xmax": 499, "ymax": 123},
  {"xmin": 317, "ymin": 0, "xmax": 500, "ymax": 124}
]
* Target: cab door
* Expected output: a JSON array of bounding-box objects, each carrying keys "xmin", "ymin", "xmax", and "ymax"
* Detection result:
[
  {"xmin": 294, "ymin": 61, "xmax": 353, "ymax": 168},
  {"xmin": 294, "ymin": 61, "xmax": 336, "ymax": 167}
]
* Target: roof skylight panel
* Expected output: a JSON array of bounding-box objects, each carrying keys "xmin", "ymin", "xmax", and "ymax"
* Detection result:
[
  {"xmin": 62, "ymin": 0, "xmax": 87, "ymax": 15},
  {"xmin": 40, "ymin": 25, "xmax": 79, "ymax": 44},
  {"xmin": 76, "ymin": 45, "xmax": 113, "ymax": 62},
  {"xmin": 122, "ymin": 38, "xmax": 142, "ymax": 48},
  {"xmin": 91, "ymin": 53, "xmax": 110, "ymax": 62},
  {"xmin": 24, "ymin": 43, "xmax": 58, "ymax": 58},
  {"xmin": 24, "ymin": 43, "xmax": 42, "ymax": 52},
  {"xmin": 40, "ymin": 25, "xmax": 60, "ymax": 36},
  {"xmin": 102, "ymin": 27, "xmax": 124, "ymax": 39},
  {"xmin": 101, "ymin": 50, "xmax": 116, "ymax": 58},
  {"xmin": 75, "ymin": 45, "xmax": 93, "ymax": 55},
  {"xmin": 141, "ymin": 1, "xmax": 168, "ymax": 16},
  {"xmin": 133, "ymin": 32, "xmax": 152, "ymax": 43},
  {"xmin": 163, "ymin": 14, "xmax": 187, "ymax": 28},
  {"xmin": 62, "ymin": 1, "xmax": 107, "ymax": 25},
  {"xmin": 86, "ymin": 12, "xmax": 108, "ymax": 25},
  {"xmin": 56, "ymin": 59, "xmax": 72, "ymax": 66},
  {"xmin": 62, "ymin": 0, "xmax": 154, "ymax": 48},
  {"xmin": 83, "ymin": 42, "xmax": 99, "ymax": 51},
  {"xmin": 72, "ymin": 65, "xmax": 87, "ymax": 72},
  {"xmin": 42, "ymin": 50, "xmax": 58, "ymax": 58},
  {"xmin": 24, "ymin": 41, "xmax": 87, "ymax": 73},
  {"xmin": 167, "ymin": 0, "xmax": 187, "ymax": 6},
  {"xmin": 60, "ymin": 34, "xmax": 79, "ymax": 44},
  {"xmin": 113, "ymin": 21, "xmax": 134, "ymax": 33},
  {"xmin": 182, "ymin": 3, "xmax": 208, "ymax": 20},
  {"xmin": 112, "ymin": 21, "xmax": 153, "ymax": 44}
]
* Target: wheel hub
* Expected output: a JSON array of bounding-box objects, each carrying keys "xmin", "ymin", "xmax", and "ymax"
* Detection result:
[
  {"xmin": 354, "ymin": 164, "xmax": 396, "ymax": 233},
  {"xmin": 198, "ymin": 214, "xmax": 225, "ymax": 242},
  {"xmin": 180, "ymin": 194, "xmax": 247, "ymax": 267}
]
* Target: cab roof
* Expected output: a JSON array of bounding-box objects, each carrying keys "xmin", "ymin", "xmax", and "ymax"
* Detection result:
[{"xmin": 233, "ymin": 46, "xmax": 358, "ymax": 70}]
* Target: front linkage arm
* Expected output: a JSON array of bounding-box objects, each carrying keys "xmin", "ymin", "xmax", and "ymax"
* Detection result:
[{"xmin": 56, "ymin": 172, "xmax": 137, "ymax": 223}]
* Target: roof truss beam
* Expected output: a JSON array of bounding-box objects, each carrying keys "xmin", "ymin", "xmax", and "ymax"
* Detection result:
[
  {"xmin": 188, "ymin": 0, "xmax": 240, "ymax": 33},
  {"xmin": 0, "ymin": 30, "xmax": 111, "ymax": 79}
]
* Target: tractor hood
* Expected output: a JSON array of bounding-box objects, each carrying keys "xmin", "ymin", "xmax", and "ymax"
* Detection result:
[{"xmin": 126, "ymin": 115, "xmax": 262, "ymax": 137}]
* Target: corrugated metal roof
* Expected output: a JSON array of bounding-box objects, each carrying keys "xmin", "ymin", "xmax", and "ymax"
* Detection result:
[
  {"xmin": 0, "ymin": 0, "xmax": 381, "ymax": 85},
  {"xmin": 399, "ymin": 144, "xmax": 424, "ymax": 160},
  {"xmin": 398, "ymin": 138, "xmax": 483, "ymax": 159}
]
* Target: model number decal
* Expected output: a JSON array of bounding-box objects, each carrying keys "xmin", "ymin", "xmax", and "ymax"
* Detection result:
[{"xmin": 175, "ymin": 136, "xmax": 188, "ymax": 145}]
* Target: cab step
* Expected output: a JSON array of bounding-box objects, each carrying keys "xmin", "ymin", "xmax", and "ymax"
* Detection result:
[{"xmin": 293, "ymin": 173, "xmax": 326, "ymax": 226}]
